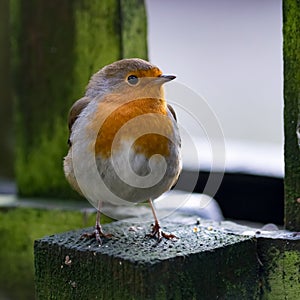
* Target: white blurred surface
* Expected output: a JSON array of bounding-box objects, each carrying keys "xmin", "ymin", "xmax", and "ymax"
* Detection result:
[
  {"xmin": 146, "ymin": 0, "xmax": 283, "ymax": 176},
  {"xmin": 182, "ymin": 137, "xmax": 284, "ymax": 178},
  {"xmin": 101, "ymin": 190, "xmax": 224, "ymax": 222}
]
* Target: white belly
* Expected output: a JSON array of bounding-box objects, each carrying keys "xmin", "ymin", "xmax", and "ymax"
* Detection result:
[{"xmin": 65, "ymin": 101, "xmax": 182, "ymax": 208}]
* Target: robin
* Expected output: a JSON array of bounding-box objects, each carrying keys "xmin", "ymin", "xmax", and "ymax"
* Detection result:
[{"xmin": 64, "ymin": 58, "xmax": 182, "ymax": 243}]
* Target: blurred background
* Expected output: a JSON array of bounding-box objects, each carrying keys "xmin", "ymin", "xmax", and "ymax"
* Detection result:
[
  {"xmin": 146, "ymin": 0, "xmax": 284, "ymax": 224},
  {"xmin": 0, "ymin": 0, "xmax": 284, "ymax": 299},
  {"xmin": 147, "ymin": 0, "xmax": 283, "ymax": 145},
  {"xmin": 0, "ymin": 0, "xmax": 284, "ymax": 210}
]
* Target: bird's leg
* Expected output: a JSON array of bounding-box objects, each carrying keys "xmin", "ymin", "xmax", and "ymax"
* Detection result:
[
  {"xmin": 147, "ymin": 198, "xmax": 178, "ymax": 242},
  {"xmin": 81, "ymin": 201, "xmax": 113, "ymax": 244}
]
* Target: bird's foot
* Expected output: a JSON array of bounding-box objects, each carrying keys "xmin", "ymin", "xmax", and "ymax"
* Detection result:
[
  {"xmin": 147, "ymin": 221, "xmax": 178, "ymax": 242},
  {"xmin": 81, "ymin": 224, "xmax": 113, "ymax": 245}
]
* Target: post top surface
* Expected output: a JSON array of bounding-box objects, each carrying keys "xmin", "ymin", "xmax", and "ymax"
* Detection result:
[{"xmin": 38, "ymin": 221, "xmax": 252, "ymax": 265}]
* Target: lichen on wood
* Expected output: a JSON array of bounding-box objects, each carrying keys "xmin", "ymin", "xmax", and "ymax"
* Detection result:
[
  {"xmin": 0, "ymin": 0, "xmax": 14, "ymax": 179},
  {"xmin": 283, "ymin": 0, "xmax": 300, "ymax": 230},
  {"xmin": 11, "ymin": 0, "xmax": 148, "ymax": 199},
  {"xmin": 34, "ymin": 221, "xmax": 259, "ymax": 299},
  {"xmin": 258, "ymin": 237, "xmax": 300, "ymax": 299},
  {"xmin": 0, "ymin": 205, "xmax": 96, "ymax": 300}
]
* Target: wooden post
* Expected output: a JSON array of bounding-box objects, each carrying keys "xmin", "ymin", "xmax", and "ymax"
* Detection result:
[
  {"xmin": 283, "ymin": 0, "xmax": 300, "ymax": 231},
  {"xmin": 0, "ymin": 202, "xmax": 96, "ymax": 299},
  {"xmin": 0, "ymin": 0, "xmax": 14, "ymax": 179},
  {"xmin": 11, "ymin": 0, "xmax": 148, "ymax": 198},
  {"xmin": 34, "ymin": 218, "xmax": 300, "ymax": 299},
  {"xmin": 257, "ymin": 235, "xmax": 300, "ymax": 299},
  {"xmin": 35, "ymin": 221, "xmax": 260, "ymax": 299}
]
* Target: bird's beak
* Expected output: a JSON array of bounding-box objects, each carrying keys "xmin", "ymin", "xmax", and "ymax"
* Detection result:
[
  {"xmin": 159, "ymin": 74, "xmax": 176, "ymax": 82},
  {"xmin": 150, "ymin": 74, "xmax": 176, "ymax": 87}
]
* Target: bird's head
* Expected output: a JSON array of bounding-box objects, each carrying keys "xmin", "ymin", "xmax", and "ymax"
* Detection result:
[{"xmin": 85, "ymin": 58, "xmax": 176, "ymax": 100}]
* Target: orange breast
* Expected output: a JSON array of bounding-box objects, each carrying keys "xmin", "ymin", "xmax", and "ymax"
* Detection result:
[{"xmin": 89, "ymin": 97, "xmax": 173, "ymax": 158}]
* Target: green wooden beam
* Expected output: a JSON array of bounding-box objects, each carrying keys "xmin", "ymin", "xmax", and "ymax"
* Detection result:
[
  {"xmin": 0, "ymin": 204, "xmax": 96, "ymax": 300},
  {"xmin": 0, "ymin": 0, "xmax": 14, "ymax": 179},
  {"xmin": 11, "ymin": 0, "xmax": 148, "ymax": 199},
  {"xmin": 258, "ymin": 236, "xmax": 300, "ymax": 299},
  {"xmin": 120, "ymin": 0, "xmax": 148, "ymax": 59},
  {"xmin": 283, "ymin": 0, "xmax": 300, "ymax": 231}
]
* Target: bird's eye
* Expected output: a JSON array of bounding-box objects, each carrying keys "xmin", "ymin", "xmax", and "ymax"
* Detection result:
[{"xmin": 127, "ymin": 75, "xmax": 139, "ymax": 85}]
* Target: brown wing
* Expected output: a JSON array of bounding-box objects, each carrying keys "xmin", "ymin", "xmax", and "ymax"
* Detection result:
[
  {"xmin": 167, "ymin": 103, "xmax": 177, "ymax": 122},
  {"xmin": 67, "ymin": 96, "xmax": 91, "ymax": 147}
]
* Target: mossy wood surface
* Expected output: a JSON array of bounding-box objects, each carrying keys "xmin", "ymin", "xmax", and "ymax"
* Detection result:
[
  {"xmin": 11, "ymin": 0, "xmax": 148, "ymax": 198},
  {"xmin": 283, "ymin": 0, "xmax": 300, "ymax": 230},
  {"xmin": 0, "ymin": 0, "xmax": 14, "ymax": 179},
  {"xmin": 0, "ymin": 205, "xmax": 98, "ymax": 300},
  {"xmin": 120, "ymin": 0, "xmax": 148, "ymax": 58},
  {"xmin": 258, "ymin": 237, "xmax": 300, "ymax": 300},
  {"xmin": 35, "ymin": 221, "xmax": 259, "ymax": 299}
]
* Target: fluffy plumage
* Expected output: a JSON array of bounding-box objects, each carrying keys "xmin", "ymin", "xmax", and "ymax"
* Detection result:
[{"xmin": 64, "ymin": 58, "xmax": 182, "ymax": 243}]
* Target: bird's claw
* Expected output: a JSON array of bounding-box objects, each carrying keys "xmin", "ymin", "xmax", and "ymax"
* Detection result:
[
  {"xmin": 81, "ymin": 224, "xmax": 113, "ymax": 245},
  {"xmin": 147, "ymin": 222, "xmax": 178, "ymax": 242}
]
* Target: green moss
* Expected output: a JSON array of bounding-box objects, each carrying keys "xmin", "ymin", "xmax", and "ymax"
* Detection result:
[
  {"xmin": 12, "ymin": 0, "xmax": 78, "ymax": 198},
  {"xmin": 73, "ymin": 0, "xmax": 121, "ymax": 89},
  {"xmin": 12, "ymin": 0, "xmax": 148, "ymax": 199},
  {"xmin": 120, "ymin": 0, "xmax": 148, "ymax": 59},
  {"xmin": 35, "ymin": 223, "xmax": 259, "ymax": 299},
  {"xmin": 15, "ymin": 118, "xmax": 76, "ymax": 198},
  {"xmin": 258, "ymin": 237, "xmax": 300, "ymax": 300},
  {"xmin": 283, "ymin": 0, "xmax": 300, "ymax": 230},
  {"xmin": 262, "ymin": 250, "xmax": 300, "ymax": 299},
  {"xmin": 0, "ymin": 206, "xmax": 106, "ymax": 300},
  {"xmin": 0, "ymin": 0, "xmax": 14, "ymax": 179}
]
